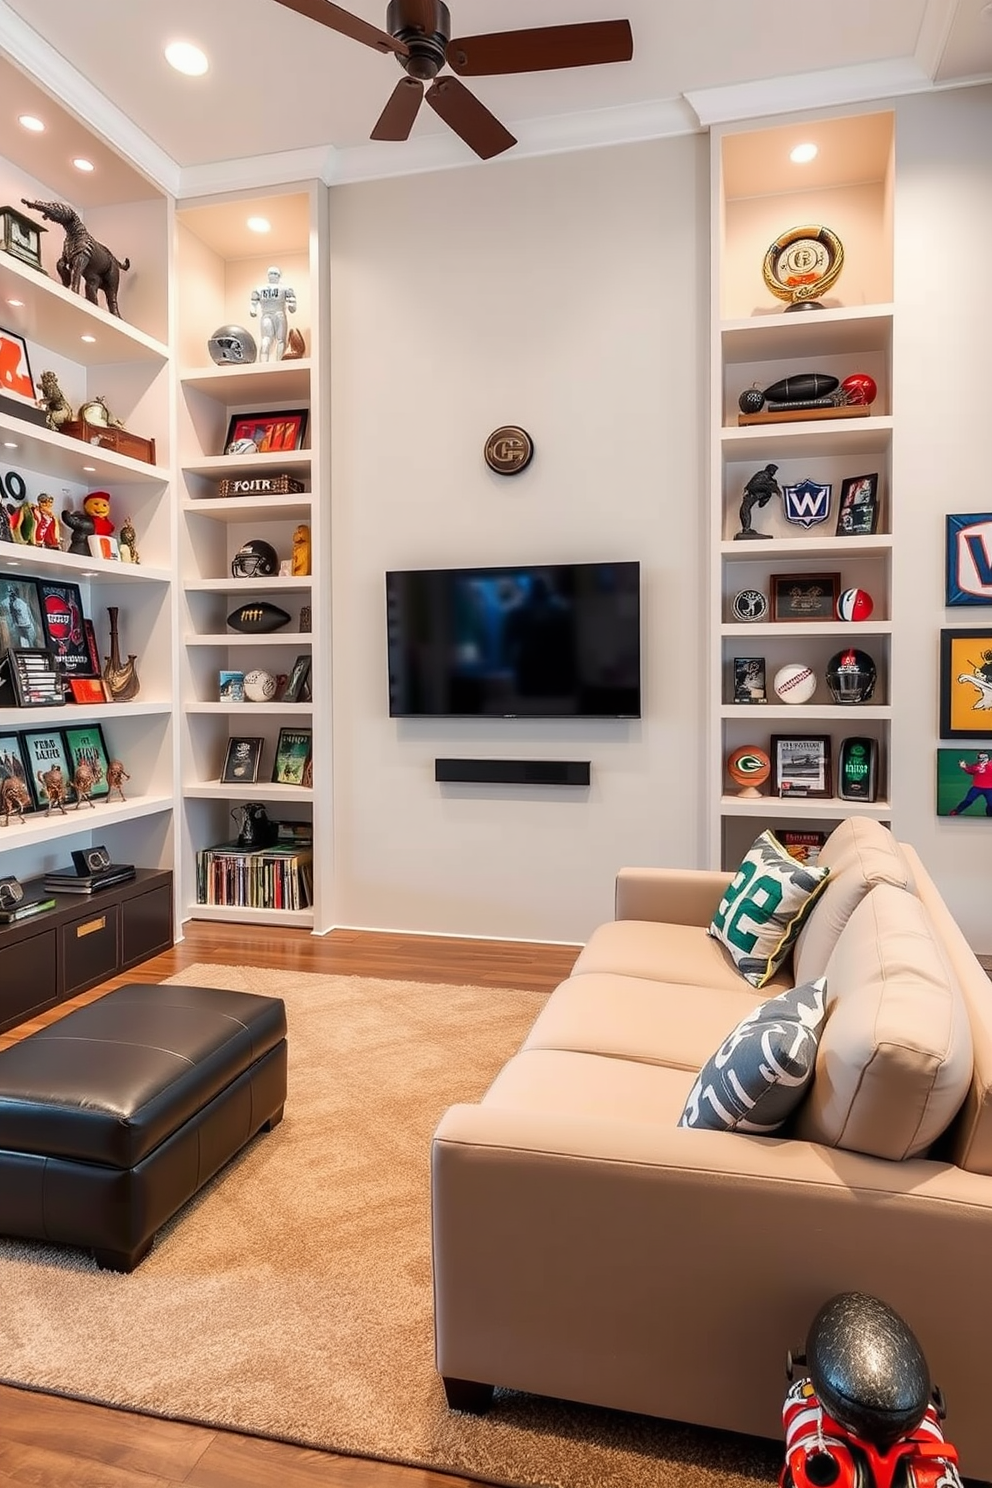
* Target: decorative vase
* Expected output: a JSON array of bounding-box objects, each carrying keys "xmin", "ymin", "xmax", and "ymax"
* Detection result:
[{"xmin": 103, "ymin": 606, "xmax": 140, "ymax": 702}]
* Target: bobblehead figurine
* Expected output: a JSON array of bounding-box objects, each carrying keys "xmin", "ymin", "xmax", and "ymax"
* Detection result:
[{"xmin": 292, "ymin": 523, "xmax": 311, "ymax": 577}]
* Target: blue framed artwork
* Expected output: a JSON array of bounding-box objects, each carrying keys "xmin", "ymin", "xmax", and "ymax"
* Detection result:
[{"xmin": 946, "ymin": 513, "xmax": 992, "ymax": 606}]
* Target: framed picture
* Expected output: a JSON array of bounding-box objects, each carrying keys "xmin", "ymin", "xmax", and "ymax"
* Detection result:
[
  {"xmin": 0, "ymin": 731, "xmax": 32, "ymax": 808},
  {"xmin": 21, "ymin": 728, "xmax": 72, "ymax": 810},
  {"xmin": 772, "ymin": 573, "xmax": 840, "ymax": 622},
  {"xmin": 946, "ymin": 513, "xmax": 992, "ymax": 607},
  {"xmin": 0, "ymin": 575, "xmax": 45, "ymax": 653},
  {"xmin": 770, "ymin": 734, "xmax": 832, "ymax": 798},
  {"xmin": 1, "ymin": 648, "xmax": 65, "ymax": 707},
  {"xmin": 68, "ymin": 677, "xmax": 109, "ymax": 705},
  {"xmin": 62, "ymin": 722, "xmax": 111, "ymax": 800},
  {"xmin": 224, "ymin": 409, "xmax": 308, "ymax": 456},
  {"xmin": 778, "ymin": 829, "xmax": 828, "ymax": 865},
  {"xmin": 279, "ymin": 653, "xmax": 312, "ymax": 703},
  {"xmin": 219, "ymin": 670, "xmax": 245, "ymax": 703},
  {"xmin": 939, "ymin": 629, "xmax": 992, "ymax": 738},
  {"xmin": 835, "ymin": 473, "xmax": 879, "ymax": 536},
  {"xmin": 221, "ymin": 735, "xmax": 264, "ymax": 784},
  {"xmin": 0, "ymin": 325, "xmax": 34, "ymax": 400},
  {"xmin": 35, "ymin": 579, "xmax": 95, "ymax": 675},
  {"xmin": 937, "ymin": 748, "xmax": 992, "ymax": 817},
  {"xmin": 732, "ymin": 656, "xmax": 766, "ymax": 704},
  {"xmin": 272, "ymin": 727, "xmax": 312, "ymax": 785}
]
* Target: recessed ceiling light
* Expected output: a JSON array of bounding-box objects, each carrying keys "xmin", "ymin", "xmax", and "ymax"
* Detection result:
[
  {"xmin": 73, "ymin": 157, "xmax": 95, "ymax": 172},
  {"xmin": 790, "ymin": 142, "xmax": 818, "ymax": 164},
  {"xmin": 3, "ymin": 441, "xmax": 18, "ymax": 449},
  {"xmin": 7, "ymin": 298, "xmax": 24, "ymax": 308},
  {"xmin": 83, "ymin": 465, "xmax": 97, "ymax": 472},
  {"xmin": 247, "ymin": 216, "xmax": 271, "ymax": 234},
  {"xmin": 18, "ymin": 114, "xmax": 45, "ymax": 132},
  {"xmin": 81, "ymin": 334, "xmax": 96, "ymax": 343},
  {"xmin": 165, "ymin": 40, "xmax": 209, "ymax": 76}
]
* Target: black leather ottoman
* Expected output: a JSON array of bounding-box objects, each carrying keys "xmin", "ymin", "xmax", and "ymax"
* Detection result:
[{"xmin": 0, "ymin": 982, "xmax": 287, "ymax": 1271}]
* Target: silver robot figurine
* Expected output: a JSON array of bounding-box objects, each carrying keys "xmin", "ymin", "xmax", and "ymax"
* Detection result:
[{"xmin": 249, "ymin": 266, "xmax": 297, "ymax": 362}]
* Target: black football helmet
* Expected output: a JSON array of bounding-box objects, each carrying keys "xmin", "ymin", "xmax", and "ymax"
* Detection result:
[
  {"xmin": 826, "ymin": 648, "xmax": 877, "ymax": 704},
  {"xmin": 207, "ymin": 324, "xmax": 257, "ymax": 365},
  {"xmin": 231, "ymin": 539, "xmax": 278, "ymax": 579}
]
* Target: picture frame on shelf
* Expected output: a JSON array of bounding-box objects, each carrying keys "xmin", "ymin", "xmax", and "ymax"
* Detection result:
[
  {"xmin": 835, "ymin": 474, "xmax": 879, "ymax": 537},
  {"xmin": 946, "ymin": 513, "xmax": 992, "ymax": 607},
  {"xmin": 219, "ymin": 670, "xmax": 246, "ymax": 703},
  {"xmin": 936, "ymin": 748, "xmax": 992, "ymax": 817},
  {"xmin": 279, "ymin": 654, "xmax": 311, "ymax": 703},
  {"xmin": 224, "ymin": 409, "xmax": 308, "ymax": 456},
  {"xmin": 939, "ymin": 629, "xmax": 992, "ymax": 738},
  {"xmin": 0, "ymin": 575, "xmax": 45, "ymax": 652},
  {"xmin": 772, "ymin": 573, "xmax": 840, "ymax": 623},
  {"xmin": 0, "ymin": 731, "xmax": 32, "ymax": 805},
  {"xmin": 778, "ymin": 829, "xmax": 828, "ymax": 865},
  {"xmin": 732, "ymin": 657, "xmax": 766, "ymax": 704},
  {"xmin": 35, "ymin": 579, "xmax": 95, "ymax": 675},
  {"xmin": 770, "ymin": 734, "xmax": 832, "ymax": 799},
  {"xmin": 1, "ymin": 648, "xmax": 65, "ymax": 707},
  {"xmin": 0, "ymin": 325, "xmax": 34, "ymax": 401},
  {"xmin": 20, "ymin": 727, "xmax": 72, "ymax": 810},
  {"xmin": 272, "ymin": 727, "xmax": 312, "ymax": 786},
  {"xmin": 68, "ymin": 677, "xmax": 109, "ymax": 705},
  {"xmin": 62, "ymin": 722, "xmax": 112, "ymax": 799},
  {"xmin": 221, "ymin": 735, "xmax": 264, "ymax": 785}
]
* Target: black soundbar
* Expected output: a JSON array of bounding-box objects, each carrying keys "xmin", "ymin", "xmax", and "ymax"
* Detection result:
[{"xmin": 435, "ymin": 758, "xmax": 591, "ymax": 787}]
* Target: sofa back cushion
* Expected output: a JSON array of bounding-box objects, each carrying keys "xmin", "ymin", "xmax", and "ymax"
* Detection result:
[
  {"xmin": 793, "ymin": 884, "xmax": 973, "ymax": 1160},
  {"xmin": 793, "ymin": 818, "xmax": 916, "ymax": 985}
]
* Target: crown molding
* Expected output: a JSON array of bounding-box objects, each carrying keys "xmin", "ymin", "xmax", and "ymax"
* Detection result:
[
  {"xmin": 685, "ymin": 57, "xmax": 934, "ymax": 128},
  {"xmin": 178, "ymin": 145, "xmax": 336, "ymax": 200},
  {"xmin": 0, "ymin": 0, "xmax": 181, "ymax": 196},
  {"xmin": 914, "ymin": 0, "xmax": 962, "ymax": 78}
]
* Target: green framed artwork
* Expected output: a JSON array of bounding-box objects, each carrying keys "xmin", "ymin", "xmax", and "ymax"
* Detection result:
[
  {"xmin": 62, "ymin": 722, "xmax": 111, "ymax": 800},
  {"xmin": 936, "ymin": 748, "xmax": 992, "ymax": 817}
]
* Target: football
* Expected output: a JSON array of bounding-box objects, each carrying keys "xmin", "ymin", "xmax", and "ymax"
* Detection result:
[
  {"xmin": 226, "ymin": 602, "xmax": 292, "ymax": 634},
  {"xmin": 762, "ymin": 372, "xmax": 839, "ymax": 404}
]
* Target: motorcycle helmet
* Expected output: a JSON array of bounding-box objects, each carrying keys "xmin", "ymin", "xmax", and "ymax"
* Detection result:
[
  {"xmin": 826, "ymin": 648, "xmax": 877, "ymax": 704},
  {"xmin": 207, "ymin": 324, "xmax": 257, "ymax": 365},
  {"xmin": 231, "ymin": 539, "xmax": 278, "ymax": 579}
]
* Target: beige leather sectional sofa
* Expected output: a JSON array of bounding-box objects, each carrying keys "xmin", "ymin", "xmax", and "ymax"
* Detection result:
[{"xmin": 431, "ymin": 819, "xmax": 992, "ymax": 1479}]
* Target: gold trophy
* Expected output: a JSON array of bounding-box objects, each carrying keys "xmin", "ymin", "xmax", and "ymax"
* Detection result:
[{"xmin": 763, "ymin": 225, "xmax": 844, "ymax": 312}]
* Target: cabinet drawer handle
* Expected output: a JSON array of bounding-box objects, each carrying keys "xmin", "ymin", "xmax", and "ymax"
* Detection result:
[{"xmin": 76, "ymin": 916, "xmax": 106, "ymax": 938}]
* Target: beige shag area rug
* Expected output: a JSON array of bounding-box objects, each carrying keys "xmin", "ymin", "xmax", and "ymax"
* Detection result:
[{"xmin": 0, "ymin": 965, "xmax": 781, "ymax": 1488}]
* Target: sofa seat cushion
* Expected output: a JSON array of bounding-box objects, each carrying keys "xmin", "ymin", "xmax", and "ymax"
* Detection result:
[
  {"xmin": 572, "ymin": 919, "xmax": 796, "ymax": 996},
  {"xmin": 482, "ymin": 1047, "xmax": 695, "ymax": 1128},
  {"xmin": 793, "ymin": 817, "xmax": 916, "ymax": 985},
  {"xmin": 794, "ymin": 884, "xmax": 973, "ymax": 1160},
  {"xmin": 708, "ymin": 830, "xmax": 830, "ymax": 988},
  {"xmin": 523, "ymin": 971, "xmax": 771, "ymax": 1072}
]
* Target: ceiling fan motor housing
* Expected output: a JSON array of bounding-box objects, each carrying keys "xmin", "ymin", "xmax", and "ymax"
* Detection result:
[{"xmin": 388, "ymin": 0, "xmax": 451, "ymax": 79}]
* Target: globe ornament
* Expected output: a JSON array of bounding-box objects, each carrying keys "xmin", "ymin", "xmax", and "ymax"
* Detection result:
[
  {"xmin": 727, "ymin": 745, "xmax": 770, "ymax": 797},
  {"xmin": 738, "ymin": 386, "xmax": 765, "ymax": 415}
]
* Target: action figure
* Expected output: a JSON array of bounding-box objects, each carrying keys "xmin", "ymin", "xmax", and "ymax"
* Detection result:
[
  {"xmin": 736, "ymin": 463, "xmax": 781, "ymax": 540},
  {"xmin": 119, "ymin": 515, "xmax": 140, "ymax": 564},
  {"xmin": 62, "ymin": 491, "xmax": 114, "ymax": 556},
  {"xmin": 31, "ymin": 493, "xmax": 61, "ymax": 549},
  {"xmin": 250, "ymin": 266, "xmax": 297, "ymax": 362}
]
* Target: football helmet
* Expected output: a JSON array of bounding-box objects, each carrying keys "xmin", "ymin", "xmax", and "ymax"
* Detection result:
[
  {"xmin": 826, "ymin": 648, "xmax": 877, "ymax": 704},
  {"xmin": 207, "ymin": 324, "xmax": 258, "ymax": 365},
  {"xmin": 231, "ymin": 539, "xmax": 278, "ymax": 579}
]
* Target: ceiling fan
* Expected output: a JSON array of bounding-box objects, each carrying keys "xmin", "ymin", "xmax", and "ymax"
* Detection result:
[{"xmin": 271, "ymin": 0, "xmax": 634, "ymax": 159}]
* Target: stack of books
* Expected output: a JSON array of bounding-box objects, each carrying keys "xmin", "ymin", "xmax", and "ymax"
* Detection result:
[
  {"xmin": 0, "ymin": 891, "xmax": 57, "ymax": 925},
  {"xmin": 43, "ymin": 863, "xmax": 137, "ymax": 895},
  {"xmin": 196, "ymin": 825, "xmax": 313, "ymax": 911}
]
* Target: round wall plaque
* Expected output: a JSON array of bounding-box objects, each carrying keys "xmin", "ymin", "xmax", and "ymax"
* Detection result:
[
  {"xmin": 484, "ymin": 426, "xmax": 534, "ymax": 476},
  {"xmin": 732, "ymin": 589, "xmax": 769, "ymax": 623}
]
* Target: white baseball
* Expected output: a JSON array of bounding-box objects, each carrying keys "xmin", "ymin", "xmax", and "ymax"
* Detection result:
[
  {"xmin": 773, "ymin": 662, "xmax": 816, "ymax": 705},
  {"xmin": 244, "ymin": 669, "xmax": 277, "ymax": 702}
]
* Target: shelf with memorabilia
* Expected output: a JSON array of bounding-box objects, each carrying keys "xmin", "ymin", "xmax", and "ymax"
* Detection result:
[
  {"xmin": 175, "ymin": 186, "xmax": 327, "ymax": 930},
  {"xmin": 709, "ymin": 108, "xmax": 897, "ymax": 869}
]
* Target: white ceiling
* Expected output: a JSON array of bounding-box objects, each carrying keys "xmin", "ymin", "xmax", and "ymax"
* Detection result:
[{"xmin": 0, "ymin": 0, "xmax": 990, "ymax": 195}]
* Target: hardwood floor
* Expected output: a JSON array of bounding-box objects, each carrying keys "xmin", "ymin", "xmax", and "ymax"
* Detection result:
[{"xmin": 0, "ymin": 922, "xmax": 580, "ymax": 1486}]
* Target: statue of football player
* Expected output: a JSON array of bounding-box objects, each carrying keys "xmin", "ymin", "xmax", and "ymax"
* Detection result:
[
  {"xmin": 250, "ymin": 266, "xmax": 297, "ymax": 362},
  {"xmin": 735, "ymin": 463, "xmax": 781, "ymax": 540}
]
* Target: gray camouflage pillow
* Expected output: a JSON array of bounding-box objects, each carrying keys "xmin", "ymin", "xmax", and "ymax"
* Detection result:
[
  {"xmin": 678, "ymin": 978, "xmax": 827, "ymax": 1134},
  {"xmin": 708, "ymin": 829, "xmax": 830, "ymax": 987}
]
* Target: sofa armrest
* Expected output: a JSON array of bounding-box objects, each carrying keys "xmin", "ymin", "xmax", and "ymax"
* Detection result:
[{"xmin": 614, "ymin": 866, "xmax": 733, "ymax": 926}]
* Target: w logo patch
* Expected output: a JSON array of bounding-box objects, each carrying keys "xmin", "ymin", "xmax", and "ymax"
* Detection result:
[{"xmin": 783, "ymin": 479, "xmax": 831, "ymax": 529}]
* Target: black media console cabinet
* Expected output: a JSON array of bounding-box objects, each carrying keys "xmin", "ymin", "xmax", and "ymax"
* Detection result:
[{"xmin": 0, "ymin": 869, "xmax": 174, "ymax": 1033}]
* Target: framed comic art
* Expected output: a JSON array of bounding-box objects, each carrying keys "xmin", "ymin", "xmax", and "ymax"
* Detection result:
[
  {"xmin": 0, "ymin": 731, "xmax": 32, "ymax": 809},
  {"xmin": 224, "ymin": 409, "xmax": 308, "ymax": 456},
  {"xmin": 936, "ymin": 748, "xmax": 992, "ymax": 816},
  {"xmin": 0, "ymin": 325, "xmax": 34, "ymax": 400},
  {"xmin": 62, "ymin": 722, "xmax": 111, "ymax": 799},
  {"xmin": 21, "ymin": 728, "xmax": 72, "ymax": 810},
  {"xmin": 835, "ymin": 473, "xmax": 879, "ymax": 536},
  {"xmin": 272, "ymin": 727, "xmax": 312, "ymax": 785},
  {"xmin": 35, "ymin": 579, "xmax": 95, "ymax": 675},
  {"xmin": 939, "ymin": 629, "xmax": 992, "ymax": 738},
  {"xmin": 0, "ymin": 574, "xmax": 45, "ymax": 652},
  {"xmin": 221, "ymin": 736, "xmax": 263, "ymax": 785},
  {"xmin": 946, "ymin": 513, "xmax": 992, "ymax": 607},
  {"xmin": 770, "ymin": 734, "xmax": 832, "ymax": 798}
]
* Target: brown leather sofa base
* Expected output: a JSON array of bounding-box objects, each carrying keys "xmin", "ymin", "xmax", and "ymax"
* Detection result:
[{"xmin": 0, "ymin": 982, "xmax": 288, "ymax": 1271}]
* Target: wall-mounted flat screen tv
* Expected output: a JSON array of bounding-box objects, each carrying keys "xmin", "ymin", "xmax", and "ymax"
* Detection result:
[{"xmin": 386, "ymin": 561, "xmax": 641, "ymax": 718}]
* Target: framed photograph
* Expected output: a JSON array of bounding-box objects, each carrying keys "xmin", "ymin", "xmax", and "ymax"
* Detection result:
[
  {"xmin": 2, "ymin": 648, "xmax": 65, "ymax": 707},
  {"xmin": 272, "ymin": 727, "xmax": 312, "ymax": 785},
  {"xmin": 772, "ymin": 573, "xmax": 840, "ymax": 622},
  {"xmin": 219, "ymin": 670, "xmax": 245, "ymax": 703},
  {"xmin": 62, "ymin": 722, "xmax": 111, "ymax": 800},
  {"xmin": 0, "ymin": 731, "xmax": 32, "ymax": 808},
  {"xmin": 68, "ymin": 677, "xmax": 109, "ymax": 705},
  {"xmin": 221, "ymin": 735, "xmax": 264, "ymax": 784},
  {"xmin": 939, "ymin": 629, "xmax": 992, "ymax": 738},
  {"xmin": 937, "ymin": 748, "xmax": 992, "ymax": 817},
  {"xmin": 224, "ymin": 409, "xmax": 308, "ymax": 456},
  {"xmin": 732, "ymin": 656, "xmax": 766, "ymax": 704},
  {"xmin": 21, "ymin": 728, "xmax": 72, "ymax": 810},
  {"xmin": 778, "ymin": 829, "xmax": 828, "ymax": 865},
  {"xmin": 946, "ymin": 513, "xmax": 992, "ymax": 607},
  {"xmin": 35, "ymin": 579, "xmax": 95, "ymax": 675},
  {"xmin": 770, "ymin": 734, "xmax": 832, "ymax": 798},
  {"xmin": 279, "ymin": 654, "xmax": 312, "ymax": 703},
  {"xmin": 835, "ymin": 473, "xmax": 879, "ymax": 536},
  {"xmin": 0, "ymin": 325, "xmax": 34, "ymax": 400},
  {"xmin": 0, "ymin": 575, "xmax": 45, "ymax": 652}
]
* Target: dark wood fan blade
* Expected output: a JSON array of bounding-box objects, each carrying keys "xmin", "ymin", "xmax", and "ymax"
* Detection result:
[
  {"xmin": 371, "ymin": 78, "xmax": 425, "ymax": 140},
  {"xmin": 270, "ymin": 0, "xmax": 409, "ymax": 57},
  {"xmin": 447, "ymin": 19, "xmax": 633, "ymax": 76},
  {"xmin": 425, "ymin": 76, "xmax": 517, "ymax": 160}
]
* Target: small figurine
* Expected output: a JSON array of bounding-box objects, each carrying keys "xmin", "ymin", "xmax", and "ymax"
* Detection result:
[
  {"xmin": 70, "ymin": 758, "xmax": 98, "ymax": 809},
  {"xmin": 105, "ymin": 759, "xmax": 130, "ymax": 803},
  {"xmin": 119, "ymin": 515, "xmax": 139, "ymax": 565},
  {"xmin": 7, "ymin": 499, "xmax": 36, "ymax": 544},
  {"xmin": 0, "ymin": 774, "xmax": 30, "ymax": 826},
  {"xmin": 83, "ymin": 491, "xmax": 114, "ymax": 535},
  {"xmin": 62, "ymin": 492, "xmax": 113, "ymax": 556},
  {"xmin": 736, "ymin": 463, "xmax": 782, "ymax": 541},
  {"xmin": 283, "ymin": 327, "xmax": 306, "ymax": 360},
  {"xmin": 22, "ymin": 198, "xmax": 130, "ymax": 317},
  {"xmin": 292, "ymin": 523, "xmax": 311, "ymax": 576},
  {"xmin": 78, "ymin": 395, "xmax": 126, "ymax": 430},
  {"xmin": 31, "ymin": 493, "xmax": 61, "ymax": 549},
  {"xmin": 36, "ymin": 370, "xmax": 73, "ymax": 431},
  {"xmin": 38, "ymin": 764, "xmax": 68, "ymax": 816},
  {"xmin": 250, "ymin": 266, "xmax": 297, "ymax": 362}
]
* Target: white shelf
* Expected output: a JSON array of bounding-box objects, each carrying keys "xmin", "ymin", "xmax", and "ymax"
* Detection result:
[
  {"xmin": 0, "ymin": 548, "xmax": 170, "ymax": 584},
  {"xmin": 183, "ymin": 496, "xmax": 313, "ymax": 523},
  {"xmin": 721, "ymin": 536, "xmax": 893, "ymax": 560},
  {"xmin": 186, "ymin": 577, "xmax": 311, "ymax": 595},
  {"xmin": 180, "ymin": 360, "xmax": 312, "ymax": 403},
  {"xmin": 721, "ymin": 795, "xmax": 892, "ymax": 820},
  {"xmin": 0, "ymin": 702, "xmax": 172, "ymax": 728},
  {"xmin": 0, "ymin": 252, "xmax": 169, "ymax": 365},
  {"xmin": 721, "ymin": 416, "xmax": 893, "ymax": 463},
  {"xmin": 185, "ymin": 634, "xmax": 311, "ymax": 648},
  {"xmin": 719, "ymin": 704, "xmax": 891, "ymax": 721},
  {"xmin": 722, "ymin": 622, "xmax": 893, "ymax": 639},
  {"xmin": 186, "ymin": 702, "xmax": 313, "ymax": 715},
  {"xmin": 2, "ymin": 793, "xmax": 174, "ymax": 847},
  {"xmin": 184, "ymin": 782, "xmax": 314, "ymax": 802},
  {"xmin": 182, "ymin": 451, "xmax": 311, "ymax": 480},
  {"xmin": 185, "ymin": 902, "xmax": 314, "ymax": 929},
  {"xmin": 721, "ymin": 305, "xmax": 895, "ymax": 364},
  {"xmin": 0, "ymin": 413, "xmax": 164, "ymax": 485}
]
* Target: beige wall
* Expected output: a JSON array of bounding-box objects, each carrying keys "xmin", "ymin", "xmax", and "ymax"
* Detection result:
[{"xmin": 328, "ymin": 137, "xmax": 709, "ymax": 942}]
